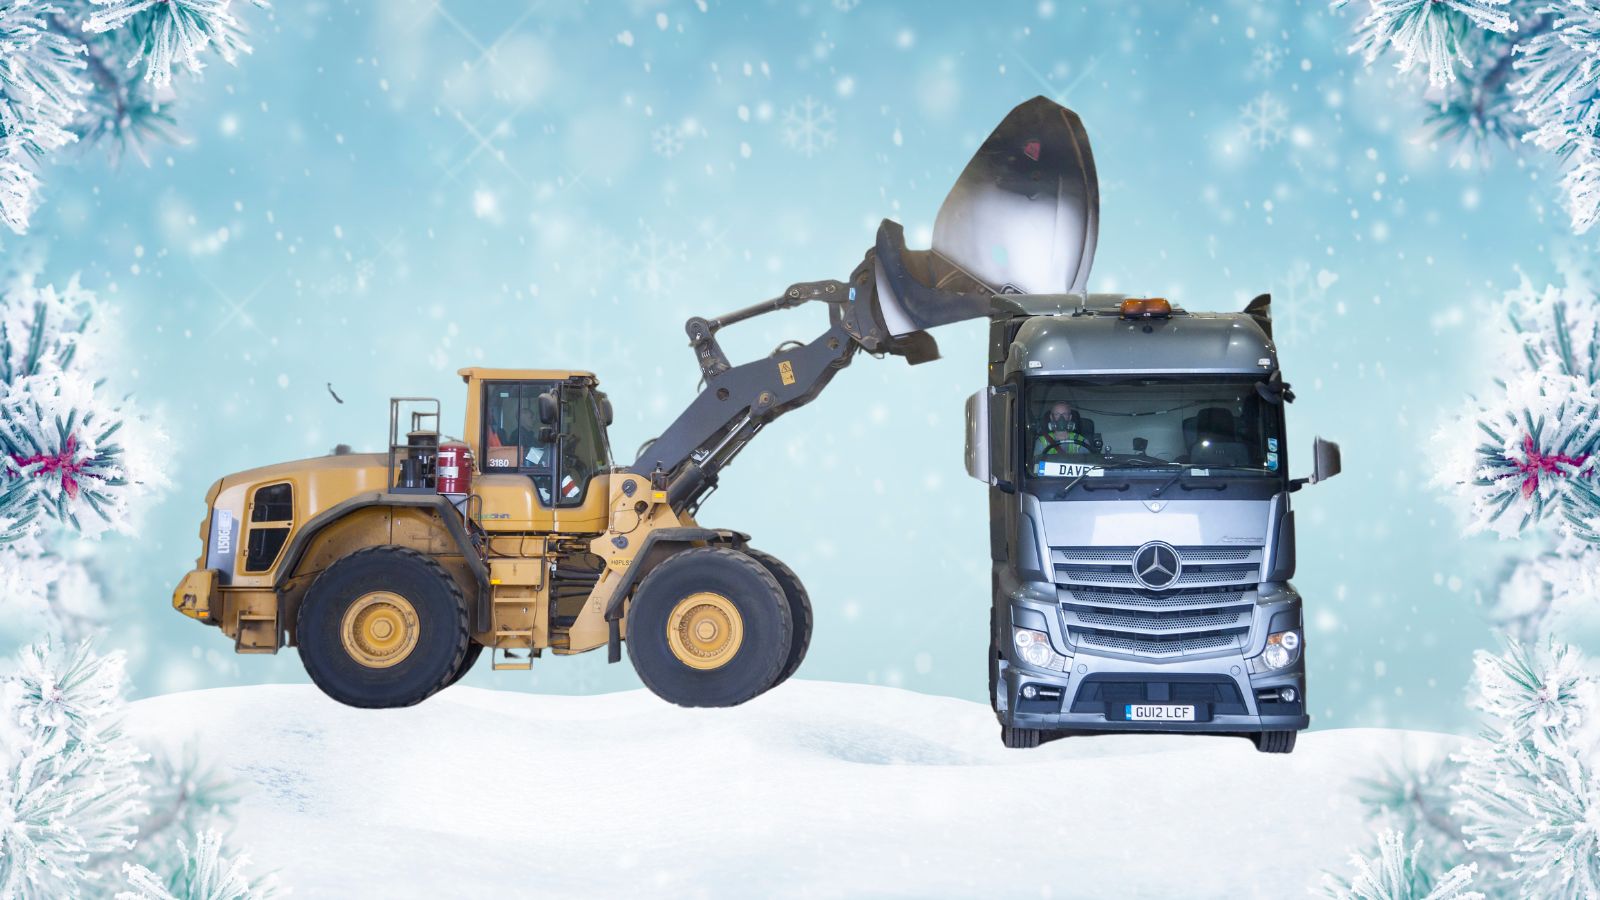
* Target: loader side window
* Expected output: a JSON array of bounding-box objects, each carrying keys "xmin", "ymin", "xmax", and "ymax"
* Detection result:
[{"xmin": 243, "ymin": 481, "xmax": 292, "ymax": 572}]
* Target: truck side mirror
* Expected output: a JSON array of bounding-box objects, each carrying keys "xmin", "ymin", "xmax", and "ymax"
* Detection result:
[
  {"xmin": 965, "ymin": 389, "xmax": 990, "ymax": 483},
  {"xmin": 537, "ymin": 391, "xmax": 559, "ymax": 426},
  {"xmin": 1311, "ymin": 436, "xmax": 1341, "ymax": 484}
]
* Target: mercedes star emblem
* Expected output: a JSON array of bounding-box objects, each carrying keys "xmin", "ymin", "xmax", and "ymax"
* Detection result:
[{"xmin": 1132, "ymin": 541, "xmax": 1181, "ymax": 590}]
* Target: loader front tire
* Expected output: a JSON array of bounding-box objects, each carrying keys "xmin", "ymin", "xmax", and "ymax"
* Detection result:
[
  {"xmin": 627, "ymin": 546, "xmax": 791, "ymax": 708},
  {"xmin": 297, "ymin": 546, "xmax": 469, "ymax": 709},
  {"xmin": 448, "ymin": 642, "xmax": 484, "ymax": 687},
  {"xmin": 743, "ymin": 548, "xmax": 812, "ymax": 692}
]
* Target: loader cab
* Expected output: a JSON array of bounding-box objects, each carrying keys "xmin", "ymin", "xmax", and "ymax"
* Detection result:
[{"xmin": 459, "ymin": 368, "xmax": 613, "ymax": 529}]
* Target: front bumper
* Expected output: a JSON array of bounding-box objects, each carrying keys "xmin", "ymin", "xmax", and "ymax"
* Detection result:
[
  {"xmin": 999, "ymin": 650, "xmax": 1308, "ymax": 734},
  {"xmin": 172, "ymin": 568, "xmax": 221, "ymax": 624}
]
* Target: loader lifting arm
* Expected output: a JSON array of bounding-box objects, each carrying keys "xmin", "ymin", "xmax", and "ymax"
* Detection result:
[{"xmin": 628, "ymin": 220, "xmax": 982, "ymax": 517}]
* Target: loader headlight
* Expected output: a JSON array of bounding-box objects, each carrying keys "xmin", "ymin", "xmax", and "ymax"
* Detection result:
[
  {"xmin": 1013, "ymin": 628, "xmax": 1067, "ymax": 672},
  {"xmin": 1252, "ymin": 630, "xmax": 1302, "ymax": 672}
]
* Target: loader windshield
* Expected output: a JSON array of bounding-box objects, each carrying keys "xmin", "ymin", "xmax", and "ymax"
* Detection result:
[{"xmin": 1024, "ymin": 376, "xmax": 1284, "ymax": 477}]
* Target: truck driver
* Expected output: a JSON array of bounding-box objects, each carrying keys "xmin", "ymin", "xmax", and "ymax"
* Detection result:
[{"xmin": 1034, "ymin": 401, "xmax": 1091, "ymax": 457}]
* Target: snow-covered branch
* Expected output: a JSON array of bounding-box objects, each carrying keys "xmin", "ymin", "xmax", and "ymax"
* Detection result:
[{"xmin": 0, "ymin": 0, "xmax": 267, "ymax": 234}]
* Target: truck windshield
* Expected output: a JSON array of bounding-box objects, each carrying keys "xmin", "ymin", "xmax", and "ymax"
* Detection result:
[{"xmin": 1024, "ymin": 376, "xmax": 1284, "ymax": 476}]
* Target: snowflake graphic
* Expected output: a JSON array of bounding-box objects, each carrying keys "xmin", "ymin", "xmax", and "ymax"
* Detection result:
[
  {"xmin": 626, "ymin": 224, "xmax": 689, "ymax": 298},
  {"xmin": 781, "ymin": 95, "xmax": 837, "ymax": 158},
  {"xmin": 1250, "ymin": 44, "xmax": 1286, "ymax": 78},
  {"xmin": 650, "ymin": 123, "xmax": 685, "ymax": 158},
  {"xmin": 1277, "ymin": 260, "xmax": 1336, "ymax": 345},
  {"xmin": 1239, "ymin": 92, "xmax": 1288, "ymax": 150}
]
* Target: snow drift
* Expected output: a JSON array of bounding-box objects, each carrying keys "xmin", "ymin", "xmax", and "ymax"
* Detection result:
[{"xmin": 125, "ymin": 681, "xmax": 1461, "ymax": 898}]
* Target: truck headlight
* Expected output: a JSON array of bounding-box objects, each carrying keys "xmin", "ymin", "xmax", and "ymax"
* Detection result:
[
  {"xmin": 1253, "ymin": 630, "xmax": 1302, "ymax": 671},
  {"xmin": 1013, "ymin": 628, "xmax": 1067, "ymax": 672}
]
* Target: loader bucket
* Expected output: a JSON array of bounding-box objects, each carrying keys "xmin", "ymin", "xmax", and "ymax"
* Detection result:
[{"xmin": 872, "ymin": 96, "xmax": 1101, "ymax": 339}]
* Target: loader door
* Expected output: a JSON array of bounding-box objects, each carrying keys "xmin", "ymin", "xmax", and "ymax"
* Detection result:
[{"xmin": 553, "ymin": 384, "xmax": 612, "ymax": 507}]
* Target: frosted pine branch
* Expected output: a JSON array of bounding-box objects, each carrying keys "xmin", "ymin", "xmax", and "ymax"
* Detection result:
[
  {"xmin": 0, "ymin": 267, "xmax": 166, "ymax": 543},
  {"xmin": 0, "ymin": 640, "xmax": 147, "ymax": 899},
  {"xmin": 1342, "ymin": 0, "xmax": 1516, "ymax": 87},
  {"xmin": 1453, "ymin": 640, "xmax": 1600, "ymax": 898},
  {"xmin": 0, "ymin": 0, "xmax": 264, "ymax": 232},
  {"xmin": 1340, "ymin": 0, "xmax": 1600, "ymax": 231},
  {"xmin": 1321, "ymin": 829, "xmax": 1484, "ymax": 899},
  {"xmin": 117, "ymin": 831, "xmax": 275, "ymax": 900},
  {"xmin": 84, "ymin": 0, "xmax": 266, "ymax": 90}
]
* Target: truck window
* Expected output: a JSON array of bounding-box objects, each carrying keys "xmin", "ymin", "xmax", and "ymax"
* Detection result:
[{"xmin": 1024, "ymin": 377, "xmax": 1284, "ymax": 475}]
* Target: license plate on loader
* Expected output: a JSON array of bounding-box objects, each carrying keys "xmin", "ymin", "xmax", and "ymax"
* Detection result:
[{"xmin": 1125, "ymin": 704, "xmax": 1196, "ymax": 722}]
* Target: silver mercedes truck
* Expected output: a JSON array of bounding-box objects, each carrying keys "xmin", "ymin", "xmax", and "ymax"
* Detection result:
[
  {"xmin": 864, "ymin": 96, "xmax": 1340, "ymax": 752},
  {"xmin": 965, "ymin": 292, "xmax": 1340, "ymax": 753}
]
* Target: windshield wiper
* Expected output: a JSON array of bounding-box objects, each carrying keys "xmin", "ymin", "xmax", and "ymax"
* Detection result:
[{"xmin": 1149, "ymin": 469, "xmax": 1185, "ymax": 498}]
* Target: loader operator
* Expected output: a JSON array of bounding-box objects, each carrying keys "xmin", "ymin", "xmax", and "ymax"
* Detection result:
[
  {"xmin": 1034, "ymin": 401, "xmax": 1091, "ymax": 457},
  {"xmin": 488, "ymin": 397, "xmax": 552, "ymax": 468}
]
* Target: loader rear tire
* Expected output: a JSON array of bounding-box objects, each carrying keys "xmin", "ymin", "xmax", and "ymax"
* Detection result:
[
  {"xmin": 297, "ymin": 546, "xmax": 469, "ymax": 709},
  {"xmin": 627, "ymin": 546, "xmax": 791, "ymax": 708},
  {"xmin": 743, "ymin": 548, "xmax": 812, "ymax": 691}
]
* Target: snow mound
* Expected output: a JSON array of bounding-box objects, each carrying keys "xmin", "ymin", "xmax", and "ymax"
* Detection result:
[{"xmin": 126, "ymin": 681, "xmax": 1462, "ymax": 898}]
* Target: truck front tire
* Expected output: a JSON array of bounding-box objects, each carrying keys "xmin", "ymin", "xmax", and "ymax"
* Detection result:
[
  {"xmin": 296, "ymin": 546, "xmax": 469, "ymax": 709},
  {"xmin": 1252, "ymin": 730, "xmax": 1298, "ymax": 754},
  {"xmin": 627, "ymin": 546, "xmax": 792, "ymax": 708}
]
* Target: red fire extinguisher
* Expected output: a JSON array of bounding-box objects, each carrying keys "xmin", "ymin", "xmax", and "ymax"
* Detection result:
[{"xmin": 436, "ymin": 442, "xmax": 472, "ymax": 495}]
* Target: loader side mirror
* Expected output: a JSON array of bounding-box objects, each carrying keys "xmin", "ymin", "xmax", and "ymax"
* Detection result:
[
  {"xmin": 537, "ymin": 391, "xmax": 559, "ymax": 426},
  {"xmin": 965, "ymin": 389, "xmax": 990, "ymax": 483},
  {"xmin": 596, "ymin": 391, "xmax": 614, "ymax": 427}
]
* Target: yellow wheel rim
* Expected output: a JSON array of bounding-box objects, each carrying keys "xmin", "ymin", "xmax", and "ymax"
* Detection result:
[
  {"xmin": 665, "ymin": 592, "xmax": 744, "ymax": 670},
  {"xmin": 340, "ymin": 591, "xmax": 420, "ymax": 668}
]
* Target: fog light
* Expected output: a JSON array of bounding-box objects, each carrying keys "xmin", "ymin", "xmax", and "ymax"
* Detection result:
[
  {"xmin": 1279, "ymin": 687, "xmax": 1297, "ymax": 703},
  {"xmin": 1022, "ymin": 684, "xmax": 1039, "ymax": 700}
]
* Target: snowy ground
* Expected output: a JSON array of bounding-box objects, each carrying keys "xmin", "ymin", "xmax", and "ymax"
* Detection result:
[{"xmin": 126, "ymin": 682, "xmax": 1462, "ymax": 899}]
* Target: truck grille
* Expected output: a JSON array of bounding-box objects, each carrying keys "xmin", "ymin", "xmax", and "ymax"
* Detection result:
[{"xmin": 1053, "ymin": 545, "xmax": 1261, "ymax": 659}]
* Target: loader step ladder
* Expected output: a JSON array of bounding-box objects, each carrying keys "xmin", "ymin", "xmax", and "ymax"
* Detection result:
[
  {"xmin": 235, "ymin": 609, "xmax": 279, "ymax": 655},
  {"xmin": 492, "ymin": 628, "xmax": 536, "ymax": 671}
]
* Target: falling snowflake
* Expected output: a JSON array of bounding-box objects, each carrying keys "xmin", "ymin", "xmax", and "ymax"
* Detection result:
[
  {"xmin": 650, "ymin": 123, "xmax": 685, "ymax": 158},
  {"xmin": 831, "ymin": 0, "xmax": 862, "ymax": 10},
  {"xmin": 781, "ymin": 96, "xmax": 837, "ymax": 158},
  {"xmin": 626, "ymin": 225, "xmax": 689, "ymax": 298},
  {"xmin": 1251, "ymin": 43, "xmax": 1286, "ymax": 77},
  {"xmin": 1239, "ymin": 92, "xmax": 1288, "ymax": 150}
]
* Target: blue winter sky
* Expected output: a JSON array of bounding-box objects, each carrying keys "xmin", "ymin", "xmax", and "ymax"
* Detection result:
[{"xmin": 7, "ymin": 0, "xmax": 1580, "ymax": 733}]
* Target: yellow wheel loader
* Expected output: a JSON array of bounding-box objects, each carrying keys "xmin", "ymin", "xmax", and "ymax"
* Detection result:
[{"xmin": 169, "ymin": 96, "xmax": 1099, "ymax": 708}]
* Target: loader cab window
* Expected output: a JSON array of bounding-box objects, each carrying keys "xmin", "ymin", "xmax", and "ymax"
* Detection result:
[{"xmin": 482, "ymin": 381, "xmax": 556, "ymax": 477}]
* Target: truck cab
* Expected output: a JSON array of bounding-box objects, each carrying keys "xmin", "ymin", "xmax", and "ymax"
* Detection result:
[{"xmin": 966, "ymin": 294, "xmax": 1340, "ymax": 751}]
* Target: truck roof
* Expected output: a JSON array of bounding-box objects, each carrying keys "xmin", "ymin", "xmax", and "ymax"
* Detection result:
[{"xmin": 999, "ymin": 294, "xmax": 1278, "ymax": 378}]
